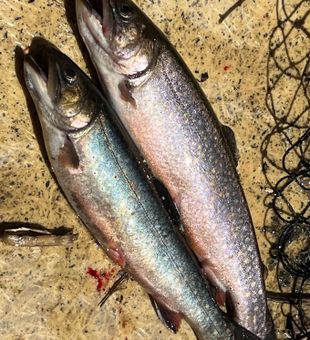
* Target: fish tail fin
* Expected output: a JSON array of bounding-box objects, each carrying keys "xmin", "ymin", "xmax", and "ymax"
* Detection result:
[{"xmin": 228, "ymin": 319, "xmax": 261, "ymax": 340}]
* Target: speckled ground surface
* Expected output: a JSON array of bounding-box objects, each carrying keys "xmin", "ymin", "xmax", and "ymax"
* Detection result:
[{"xmin": 0, "ymin": 0, "xmax": 309, "ymax": 339}]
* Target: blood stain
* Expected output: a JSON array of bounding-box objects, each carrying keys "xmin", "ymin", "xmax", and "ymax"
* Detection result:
[{"xmin": 87, "ymin": 267, "xmax": 116, "ymax": 292}]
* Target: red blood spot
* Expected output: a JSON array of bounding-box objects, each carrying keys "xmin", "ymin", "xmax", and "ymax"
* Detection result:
[
  {"xmin": 97, "ymin": 278, "xmax": 103, "ymax": 291},
  {"xmin": 103, "ymin": 269, "xmax": 115, "ymax": 282},
  {"xmin": 87, "ymin": 267, "xmax": 103, "ymax": 292},
  {"xmin": 87, "ymin": 267, "xmax": 117, "ymax": 292},
  {"xmin": 224, "ymin": 65, "xmax": 230, "ymax": 72},
  {"xmin": 87, "ymin": 267, "xmax": 99, "ymax": 278}
]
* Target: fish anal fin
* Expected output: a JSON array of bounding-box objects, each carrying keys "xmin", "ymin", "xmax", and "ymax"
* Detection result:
[
  {"xmin": 149, "ymin": 295, "xmax": 182, "ymax": 333},
  {"xmin": 221, "ymin": 124, "xmax": 239, "ymax": 166}
]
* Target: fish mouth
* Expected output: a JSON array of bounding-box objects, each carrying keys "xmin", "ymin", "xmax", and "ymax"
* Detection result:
[
  {"xmin": 76, "ymin": 0, "xmax": 113, "ymax": 57},
  {"xmin": 89, "ymin": 0, "xmax": 112, "ymax": 39},
  {"xmin": 24, "ymin": 38, "xmax": 99, "ymax": 134},
  {"xmin": 76, "ymin": 0, "xmax": 126, "ymax": 71},
  {"xmin": 77, "ymin": 0, "xmax": 158, "ymax": 79},
  {"xmin": 23, "ymin": 39, "xmax": 60, "ymax": 110}
]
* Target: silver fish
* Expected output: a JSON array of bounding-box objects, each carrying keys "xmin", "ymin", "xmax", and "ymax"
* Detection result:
[
  {"xmin": 0, "ymin": 227, "xmax": 77, "ymax": 247},
  {"xmin": 75, "ymin": 1, "xmax": 275, "ymax": 338},
  {"xmin": 22, "ymin": 40, "xmax": 258, "ymax": 340}
]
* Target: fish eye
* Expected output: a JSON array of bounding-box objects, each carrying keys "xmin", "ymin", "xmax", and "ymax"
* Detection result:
[
  {"xmin": 63, "ymin": 64, "xmax": 77, "ymax": 84},
  {"xmin": 117, "ymin": 2, "xmax": 134, "ymax": 20}
]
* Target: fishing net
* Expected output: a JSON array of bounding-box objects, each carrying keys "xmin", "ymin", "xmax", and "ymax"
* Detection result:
[{"xmin": 261, "ymin": 0, "xmax": 310, "ymax": 338}]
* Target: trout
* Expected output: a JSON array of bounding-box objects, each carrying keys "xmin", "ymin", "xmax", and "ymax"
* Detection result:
[
  {"xmin": 22, "ymin": 40, "xmax": 258, "ymax": 340},
  {"xmin": 75, "ymin": 1, "xmax": 275, "ymax": 338}
]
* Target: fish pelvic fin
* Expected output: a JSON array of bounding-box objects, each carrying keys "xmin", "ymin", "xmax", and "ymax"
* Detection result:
[{"xmin": 149, "ymin": 295, "xmax": 182, "ymax": 333}]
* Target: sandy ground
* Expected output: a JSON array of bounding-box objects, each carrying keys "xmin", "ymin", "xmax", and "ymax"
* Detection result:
[{"xmin": 0, "ymin": 0, "xmax": 309, "ymax": 339}]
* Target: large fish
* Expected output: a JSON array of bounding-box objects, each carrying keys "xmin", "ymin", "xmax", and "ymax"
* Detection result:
[
  {"xmin": 75, "ymin": 1, "xmax": 275, "ymax": 338},
  {"xmin": 22, "ymin": 40, "xmax": 258, "ymax": 340}
]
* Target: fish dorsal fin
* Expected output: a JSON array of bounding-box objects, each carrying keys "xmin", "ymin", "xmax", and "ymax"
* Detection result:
[
  {"xmin": 221, "ymin": 124, "xmax": 239, "ymax": 167},
  {"xmin": 149, "ymin": 295, "xmax": 182, "ymax": 333}
]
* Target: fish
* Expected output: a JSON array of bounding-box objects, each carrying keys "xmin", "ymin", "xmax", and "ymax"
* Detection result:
[
  {"xmin": 22, "ymin": 39, "xmax": 259, "ymax": 340},
  {"xmin": 75, "ymin": 1, "xmax": 275, "ymax": 338},
  {"xmin": 0, "ymin": 226, "xmax": 77, "ymax": 247}
]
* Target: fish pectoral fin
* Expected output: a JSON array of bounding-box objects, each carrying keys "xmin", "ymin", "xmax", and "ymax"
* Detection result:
[
  {"xmin": 58, "ymin": 135, "xmax": 80, "ymax": 169},
  {"xmin": 221, "ymin": 124, "xmax": 239, "ymax": 166},
  {"xmin": 149, "ymin": 295, "xmax": 182, "ymax": 333},
  {"xmin": 118, "ymin": 80, "xmax": 137, "ymax": 108}
]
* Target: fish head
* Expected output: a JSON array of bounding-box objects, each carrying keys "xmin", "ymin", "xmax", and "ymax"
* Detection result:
[
  {"xmin": 23, "ymin": 39, "xmax": 99, "ymax": 134},
  {"xmin": 23, "ymin": 39, "xmax": 104, "ymax": 170},
  {"xmin": 76, "ymin": 0, "xmax": 158, "ymax": 82}
]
